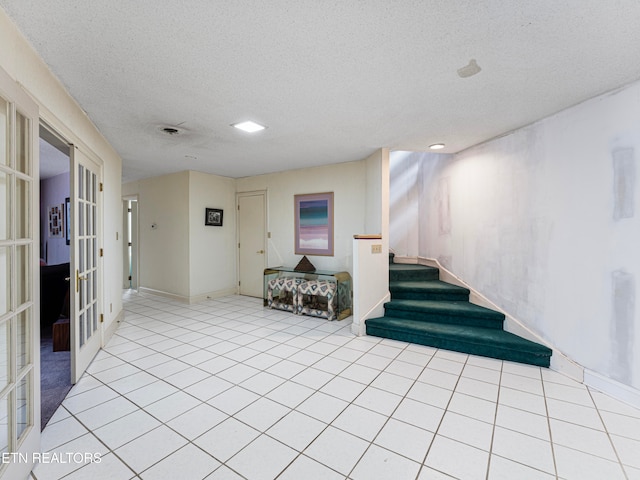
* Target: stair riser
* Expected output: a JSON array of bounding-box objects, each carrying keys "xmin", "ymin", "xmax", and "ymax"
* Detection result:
[
  {"xmin": 366, "ymin": 325, "xmax": 550, "ymax": 367},
  {"xmin": 390, "ymin": 290, "xmax": 469, "ymax": 302},
  {"xmin": 383, "ymin": 307, "xmax": 504, "ymax": 329},
  {"xmin": 390, "ymin": 270, "xmax": 439, "ymax": 282}
]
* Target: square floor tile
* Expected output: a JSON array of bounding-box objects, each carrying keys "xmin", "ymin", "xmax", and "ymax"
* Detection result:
[
  {"xmin": 320, "ymin": 376, "xmax": 367, "ymax": 402},
  {"xmin": 125, "ymin": 380, "xmax": 179, "ymax": 407},
  {"xmin": 194, "ymin": 417, "xmax": 260, "ymax": 462},
  {"xmin": 374, "ymin": 418, "xmax": 434, "ymax": 463},
  {"xmin": 41, "ymin": 416, "xmax": 89, "ymax": 452},
  {"xmin": 144, "ymin": 390, "xmax": 201, "ymax": 422},
  {"xmin": 227, "ymin": 434, "xmax": 298, "ymax": 480},
  {"xmin": 297, "ymin": 391, "xmax": 349, "ymax": 423},
  {"xmin": 332, "ymin": 404, "xmax": 387, "ymax": 441},
  {"xmin": 74, "ymin": 396, "xmax": 139, "ymax": 430},
  {"xmin": 291, "ymin": 367, "xmax": 334, "ymax": 390},
  {"xmin": 277, "ymin": 455, "xmax": 343, "ymax": 480},
  {"xmin": 488, "ymin": 455, "xmax": 555, "ymax": 480},
  {"xmin": 207, "ymin": 386, "xmax": 260, "ymax": 415},
  {"xmin": 115, "ymin": 425, "xmax": 188, "ymax": 474},
  {"xmin": 63, "ymin": 452, "xmax": 135, "ymax": 480},
  {"xmin": 184, "ymin": 375, "xmax": 234, "ymax": 401},
  {"xmin": 495, "ymin": 404, "xmax": 549, "ymax": 441},
  {"xmin": 166, "ymin": 403, "xmax": 228, "ymax": 440},
  {"xmin": 351, "ymin": 444, "xmax": 420, "ymax": 480},
  {"xmin": 448, "ymin": 391, "xmax": 497, "ymax": 423},
  {"xmin": 266, "ymin": 380, "xmax": 315, "ymax": 408},
  {"xmin": 62, "ymin": 385, "xmax": 120, "ymax": 414},
  {"xmin": 417, "ymin": 368, "xmax": 459, "ymax": 390},
  {"xmin": 239, "ymin": 371, "xmax": 285, "ymax": 395},
  {"xmin": 140, "ymin": 443, "xmax": 220, "ymax": 480},
  {"xmin": 550, "ymin": 418, "xmax": 617, "ymax": 460},
  {"xmin": 353, "ymin": 386, "xmax": 403, "ymax": 416},
  {"xmin": 611, "ymin": 434, "xmax": 640, "ymax": 469},
  {"xmin": 304, "ymin": 426, "xmax": 370, "ymax": 476},
  {"xmin": 407, "ymin": 381, "xmax": 453, "ymax": 409},
  {"xmin": 235, "ymin": 397, "xmax": 290, "ymax": 432},
  {"xmin": 491, "ymin": 426, "xmax": 555, "ymax": 474},
  {"xmin": 392, "ymin": 397, "xmax": 444, "ymax": 432},
  {"xmin": 554, "ymin": 444, "xmax": 626, "ymax": 480},
  {"xmin": 93, "ymin": 409, "xmax": 161, "ymax": 449},
  {"xmin": 438, "ymin": 411, "xmax": 493, "ymax": 451},
  {"xmin": 425, "ymin": 435, "xmax": 489, "ymax": 480},
  {"xmin": 455, "ymin": 376, "xmax": 499, "ymax": 402},
  {"xmin": 266, "ymin": 410, "xmax": 327, "ymax": 452}
]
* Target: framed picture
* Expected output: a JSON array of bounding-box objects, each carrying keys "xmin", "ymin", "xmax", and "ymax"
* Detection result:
[
  {"xmin": 294, "ymin": 192, "xmax": 334, "ymax": 256},
  {"xmin": 48, "ymin": 203, "xmax": 64, "ymax": 238},
  {"xmin": 65, "ymin": 197, "xmax": 70, "ymax": 245},
  {"xmin": 205, "ymin": 208, "xmax": 223, "ymax": 226}
]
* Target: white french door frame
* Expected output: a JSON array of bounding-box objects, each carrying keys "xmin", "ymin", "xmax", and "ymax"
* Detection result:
[
  {"xmin": 0, "ymin": 66, "xmax": 40, "ymax": 480},
  {"xmin": 69, "ymin": 146, "xmax": 103, "ymax": 384}
]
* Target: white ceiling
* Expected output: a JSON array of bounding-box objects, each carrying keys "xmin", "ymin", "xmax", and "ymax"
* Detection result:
[{"xmin": 2, "ymin": 1, "xmax": 640, "ymax": 183}]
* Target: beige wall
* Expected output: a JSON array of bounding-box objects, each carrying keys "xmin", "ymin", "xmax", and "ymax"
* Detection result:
[
  {"xmin": 123, "ymin": 170, "xmax": 238, "ymax": 301},
  {"xmin": 188, "ymin": 171, "xmax": 237, "ymax": 299},
  {"xmin": 236, "ymin": 160, "xmax": 369, "ymax": 273},
  {"xmin": 0, "ymin": 8, "xmax": 123, "ymax": 330}
]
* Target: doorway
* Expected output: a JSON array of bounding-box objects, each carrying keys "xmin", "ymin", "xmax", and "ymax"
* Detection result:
[
  {"xmin": 122, "ymin": 197, "xmax": 139, "ymax": 290},
  {"xmin": 38, "ymin": 125, "xmax": 72, "ymax": 427},
  {"xmin": 237, "ymin": 191, "xmax": 267, "ymax": 298}
]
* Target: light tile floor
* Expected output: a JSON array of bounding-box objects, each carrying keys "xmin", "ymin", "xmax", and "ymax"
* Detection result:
[{"xmin": 31, "ymin": 292, "xmax": 640, "ymax": 480}]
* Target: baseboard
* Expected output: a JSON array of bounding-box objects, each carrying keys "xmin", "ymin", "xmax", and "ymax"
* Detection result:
[
  {"xmin": 139, "ymin": 286, "xmax": 238, "ymax": 304},
  {"xmin": 585, "ymin": 369, "xmax": 640, "ymax": 410},
  {"xmin": 139, "ymin": 286, "xmax": 190, "ymax": 303},
  {"xmin": 103, "ymin": 309, "xmax": 123, "ymax": 346},
  {"xmin": 190, "ymin": 287, "xmax": 238, "ymax": 304},
  {"xmin": 352, "ymin": 292, "xmax": 391, "ymax": 336}
]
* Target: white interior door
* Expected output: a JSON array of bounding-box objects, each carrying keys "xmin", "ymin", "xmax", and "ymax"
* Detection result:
[
  {"xmin": 238, "ymin": 193, "xmax": 266, "ymax": 297},
  {"xmin": 0, "ymin": 66, "xmax": 40, "ymax": 479},
  {"xmin": 70, "ymin": 146, "xmax": 102, "ymax": 384}
]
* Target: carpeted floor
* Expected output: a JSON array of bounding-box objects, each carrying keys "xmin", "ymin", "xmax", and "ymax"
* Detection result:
[{"xmin": 40, "ymin": 331, "xmax": 72, "ymax": 429}]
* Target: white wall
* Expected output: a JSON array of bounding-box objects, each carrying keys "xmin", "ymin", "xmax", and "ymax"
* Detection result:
[
  {"xmin": 392, "ymin": 81, "xmax": 640, "ymax": 394},
  {"xmin": 123, "ymin": 172, "xmax": 190, "ymax": 299},
  {"xmin": 236, "ymin": 160, "xmax": 368, "ymax": 273},
  {"xmin": 0, "ymin": 8, "xmax": 123, "ymax": 331},
  {"xmin": 123, "ymin": 170, "xmax": 238, "ymax": 301},
  {"xmin": 188, "ymin": 171, "xmax": 237, "ymax": 299}
]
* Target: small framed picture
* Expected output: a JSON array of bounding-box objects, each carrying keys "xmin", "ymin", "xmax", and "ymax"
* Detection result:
[{"xmin": 205, "ymin": 208, "xmax": 223, "ymax": 226}]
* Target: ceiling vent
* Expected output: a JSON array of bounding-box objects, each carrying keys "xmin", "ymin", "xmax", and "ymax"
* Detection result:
[{"xmin": 157, "ymin": 125, "xmax": 184, "ymax": 136}]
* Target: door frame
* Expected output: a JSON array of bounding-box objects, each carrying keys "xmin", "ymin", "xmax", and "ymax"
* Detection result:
[
  {"xmin": 236, "ymin": 190, "xmax": 267, "ymax": 296},
  {"xmin": 69, "ymin": 145, "xmax": 104, "ymax": 384},
  {"xmin": 0, "ymin": 64, "xmax": 40, "ymax": 480},
  {"xmin": 122, "ymin": 195, "xmax": 139, "ymax": 290}
]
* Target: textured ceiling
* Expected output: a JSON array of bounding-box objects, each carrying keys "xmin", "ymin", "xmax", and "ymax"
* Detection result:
[{"xmin": 3, "ymin": 1, "xmax": 640, "ymax": 182}]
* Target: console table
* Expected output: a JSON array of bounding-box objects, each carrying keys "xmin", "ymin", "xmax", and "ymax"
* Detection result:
[{"xmin": 263, "ymin": 267, "xmax": 352, "ymax": 320}]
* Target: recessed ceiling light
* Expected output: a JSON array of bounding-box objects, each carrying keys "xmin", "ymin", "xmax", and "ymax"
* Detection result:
[
  {"xmin": 429, "ymin": 143, "xmax": 445, "ymax": 150},
  {"xmin": 232, "ymin": 121, "xmax": 266, "ymax": 133}
]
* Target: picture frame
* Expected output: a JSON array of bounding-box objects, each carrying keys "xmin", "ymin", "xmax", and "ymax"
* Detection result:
[
  {"xmin": 65, "ymin": 197, "xmax": 70, "ymax": 245},
  {"xmin": 294, "ymin": 192, "xmax": 334, "ymax": 256},
  {"xmin": 48, "ymin": 203, "xmax": 64, "ymax": 238},
  {"xmin": 205, "ymin": 208, "xmax": 223, "ymax": 226}
]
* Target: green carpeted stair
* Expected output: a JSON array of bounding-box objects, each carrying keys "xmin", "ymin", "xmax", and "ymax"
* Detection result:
[{"xmin": 365, "ymin": 254, "xmax": 552, "ymax": 367}]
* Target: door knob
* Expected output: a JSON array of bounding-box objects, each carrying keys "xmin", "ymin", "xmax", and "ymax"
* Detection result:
[{"xmin": 257, "ymin": 250, "xmax": 264, "ymax": 254}]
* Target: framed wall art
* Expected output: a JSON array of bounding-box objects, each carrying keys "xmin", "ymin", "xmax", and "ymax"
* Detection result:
[
  {"xmin": 294, "ymin": 192, "xmax": 334, "ymax": 256},
  {"xmin": 205, "ymin": 208, "xmax": 223, "ymax": 226},
  {"xmin": 48, "ymin": 203, "xmax": 64, "ymax": 238}
]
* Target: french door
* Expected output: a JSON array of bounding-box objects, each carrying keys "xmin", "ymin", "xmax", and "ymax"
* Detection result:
[
  {"xmin": 70, "ymin": 147, "xmax": 102, "ymax": 384},
  {"xmin": 0, "ymin": 67, "xmax": 40, "ymax": 478}
]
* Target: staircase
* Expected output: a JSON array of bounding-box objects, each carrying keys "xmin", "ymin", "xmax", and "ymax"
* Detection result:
[{"xmin": 365, "ymin": 254, "xmax": 552, "ymax": 367}]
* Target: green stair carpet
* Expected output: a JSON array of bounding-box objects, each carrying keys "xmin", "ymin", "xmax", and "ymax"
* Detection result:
[{"xmin": 366, "ymin": 254, "xmax": 552, "ymax": 367}]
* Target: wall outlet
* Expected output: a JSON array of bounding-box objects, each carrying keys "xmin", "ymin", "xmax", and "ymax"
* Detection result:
[{"xmin": 371, "ymin": 244, "xmax": 382, "ymax": 254}]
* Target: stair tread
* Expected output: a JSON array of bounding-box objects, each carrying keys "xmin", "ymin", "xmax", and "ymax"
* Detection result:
[
  {"xmin": 366, "ymin": 316, "xmax": 551, "ymax": 355},
  {"xmin": 390, "ymin": 280, "xmax": 469, "ymax": 294},
  {"xmin": 386, "ymin": 299, "xmax": 504, "ymax": 319},
  {"xmin": 389, "ymin": 264, "xmax": 439, "ymax": 273}
]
